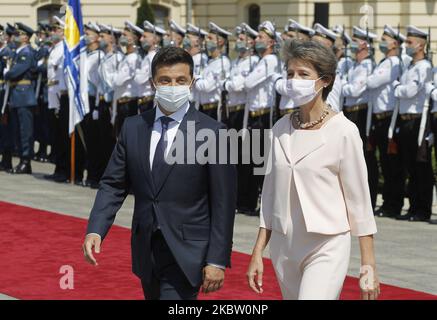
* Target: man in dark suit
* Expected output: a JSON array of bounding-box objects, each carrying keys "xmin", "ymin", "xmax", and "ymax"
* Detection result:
[{"xmin": 83, "ymin": 47, "xmax": 237, "ymax": 300}]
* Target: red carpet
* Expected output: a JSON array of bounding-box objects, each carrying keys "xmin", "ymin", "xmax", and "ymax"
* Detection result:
[{"xmin": 0, "ymin": 201, "xmax": 435, "ymax": 300}]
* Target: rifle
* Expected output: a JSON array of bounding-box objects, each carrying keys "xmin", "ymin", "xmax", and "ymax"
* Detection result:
[
  {"xmin": 272, "ymin": 20, "xmax": 281, "ymax": 127},
  {"xmin": 388, "ymin": 24, "xmax": 404, "ymax": 153},
  {"xmin": 198, "ymin": 26, "xmax": 206, "ymax": 73},
  {"xmin": 1, "ymin": 56, "xmax": 12, "ymax": 115},
  {"xmin": 365, "ymin": 23, "xmax": 375, "ymax": 142},
  {"xmin": 242, "ymin": 24, "xmax": 253, "ymax": 72},
  {"xmin": 417, "ymin": 27, "xmax": 433, "ymax": 156},
  {"xmin": 218, "ymin": 31, "xmax": 228, "ymax": 123},
  {"xmin": 343, "ymin": 25, "xmax": 350, "ymax": 81}
]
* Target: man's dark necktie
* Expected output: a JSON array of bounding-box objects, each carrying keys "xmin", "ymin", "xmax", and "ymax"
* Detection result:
[{"xmin": 151, "ymin": 116, "xmax": 173, "ymax": 231}]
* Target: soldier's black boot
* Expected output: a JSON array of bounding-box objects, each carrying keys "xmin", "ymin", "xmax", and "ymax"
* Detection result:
[
  {"xmin": 0, "ymin": 152, "xmax": 13, "ymax": 172},
  {"xmin": 10, "ymin": 158, "xmax": 32, "ymax": 175}
]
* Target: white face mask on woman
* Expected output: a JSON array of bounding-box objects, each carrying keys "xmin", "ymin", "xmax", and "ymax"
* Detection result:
[
  {"xmin": 286, "ymin": 77, "xmax": 325, "ymax": 107},
  {"xmin": 154, "ymin": 84, "xmax": 192, "ymax": 113}
]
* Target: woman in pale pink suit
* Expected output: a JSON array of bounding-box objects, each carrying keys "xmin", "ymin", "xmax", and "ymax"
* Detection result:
[{"xmin": 247, "ymin": 40, "xmax": 380, "ymax": 300}]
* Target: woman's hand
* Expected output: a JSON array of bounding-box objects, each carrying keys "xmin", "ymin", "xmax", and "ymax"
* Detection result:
[
  {"xmin": 247, "ymin": 252, "xmax": 264, "ymax": 294},
  {"xmin": 359, "ymin": 264, "xmax": 381, "ymax": 300}
]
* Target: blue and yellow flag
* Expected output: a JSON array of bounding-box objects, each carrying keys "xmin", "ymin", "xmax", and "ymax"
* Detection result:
[{"xmin": 64, "ymin": 0, "xmax": 89, "ymax": 134}]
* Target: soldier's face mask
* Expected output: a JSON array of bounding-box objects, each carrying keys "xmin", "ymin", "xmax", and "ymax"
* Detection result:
[
  {"xmin": 163, "ymin": 38, "xmax": 176, "ymax": 48},
  {"xmin": 99, "ymin": 39, "xmax": 108, "ymax": 50},
  {"xmin": 119, "ymin": 36, "xmax": 129, "ymax": 47},
  {"xmin": 50, "ymin": 34, "xmax": 61, "ymax": 43},
  {"xmin": 206, "ymin": 41, "xmax": 217, "ymax": 53},
  {"xmin": 379, "ymin": 41, "xmax": 389, "ymax": 54},
  {"xmin": 13, "ymin": 36, "xmax": 22, "ymax": 46},
  {"xmin": 406, "ymin": 44, "xmax": 419, "ymax": 57},
  {"xmin": 349, "ymin": 41, "xmax": 360, "ymax": 53},
  {"xmin": 234, "ymin": 40, "xmax": 247, "ymax": 53},
  {"xmin": 141, "ymin": 39, "xmax": 151, "ymax": 51},
  {"xmin": 182, "ymin": 37, "xmax": 192, "ymax": 50},
  {"xmin": 255, "ymin": 41, "xmax": 267, "ymax": 54}
]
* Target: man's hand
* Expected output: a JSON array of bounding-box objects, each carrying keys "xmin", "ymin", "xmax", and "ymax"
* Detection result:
[
  {"xmin": 82, "ymin": 234, "xmax": 102, "ymax": 266},
  {"xmin": 201, "ymin": 265, "xmax": 225, "ymax": 294}
]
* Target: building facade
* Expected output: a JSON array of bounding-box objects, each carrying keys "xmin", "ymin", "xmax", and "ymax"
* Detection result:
[{"xmin": 0, "ymin": 0, "xmax": 436, "ymax": 62}]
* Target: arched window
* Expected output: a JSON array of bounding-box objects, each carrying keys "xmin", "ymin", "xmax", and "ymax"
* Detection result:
[
  {"xmin": 248, "ymin": 4, "xmax": 260, "ymax": 30},
  {"xmin": 151, "ymin": 5, "xmax": 170, "ymax": 30},
  {"xmin": 37, "ymin": 4, "xmax": 62, "ymax": 25}
]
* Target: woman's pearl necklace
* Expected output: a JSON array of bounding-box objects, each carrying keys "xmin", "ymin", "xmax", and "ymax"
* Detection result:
[{"xmin": 293, "ymin": 105, "xmax": 331, "ymax": 129}]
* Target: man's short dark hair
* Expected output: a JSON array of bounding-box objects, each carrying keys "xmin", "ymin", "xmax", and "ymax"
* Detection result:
[{"xmin": 151, "ymin": 47, "xmax": 194, "ymax": 79}]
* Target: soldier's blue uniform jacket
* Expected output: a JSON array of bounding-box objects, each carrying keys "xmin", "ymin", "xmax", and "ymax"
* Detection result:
[
  {"xmin": 0, "ymin": 44, "xmax": 15, "ymax": 107},
  {"xmin": 4, "ymin": 45, "xmax": 37, "ymax": 108}
]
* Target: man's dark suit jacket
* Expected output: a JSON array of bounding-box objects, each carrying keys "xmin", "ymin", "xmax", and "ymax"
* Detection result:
[{"xmin": 86, "ymin": 105, "xmax": 237, "ymax": 289}]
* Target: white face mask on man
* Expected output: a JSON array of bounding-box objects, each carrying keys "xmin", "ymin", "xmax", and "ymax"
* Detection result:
[
  {"xmin": 153, "ymin": 83, "xmax": 192, "ymax": 113},
  {"xmin": 286, "ymin": 76, "xmax": 325, "ymax": 107}
]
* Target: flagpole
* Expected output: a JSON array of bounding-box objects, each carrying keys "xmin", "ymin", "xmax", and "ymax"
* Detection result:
[
  {"xmin": 70, "ymin": 130, "xmax": 75, "ymax": 184},
  {"xmin": 64, "ymin": 0, "xmax": 88, "ymax": 186}
]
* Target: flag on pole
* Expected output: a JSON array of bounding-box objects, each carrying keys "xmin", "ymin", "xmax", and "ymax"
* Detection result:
[{"xmin": 64, "ymin": 0, "xmax": 89, "ymax": 134}]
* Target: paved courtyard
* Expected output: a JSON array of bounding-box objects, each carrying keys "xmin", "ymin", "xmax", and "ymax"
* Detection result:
[{"xmin": 1, "ymin": 159, "xmax": 437, "ymax": 299}]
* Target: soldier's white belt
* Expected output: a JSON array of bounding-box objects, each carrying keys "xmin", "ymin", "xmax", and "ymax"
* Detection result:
[
  {"xmin": 343, "ymin": 104, "xmax": 367, "ymax": 113},
  {"xmin": 228, "ymin": 104, "xmax": 245, "ymax": 113},
  {"xmin": 250, "ymin": 107, "xmax": 271, "ymax": 118},
  {"xmin": 400, "ymin": 113, "xmax": 421, "ymax": 121}
]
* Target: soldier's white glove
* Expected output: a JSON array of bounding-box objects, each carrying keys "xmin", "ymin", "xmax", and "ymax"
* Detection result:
[
  {"xmin": 425, "ymin": 82, "xmax": 435, "ymax": 96},
  {"xmin": 270, "ymin": 72, "xmax": 282, "ymax": 84}
]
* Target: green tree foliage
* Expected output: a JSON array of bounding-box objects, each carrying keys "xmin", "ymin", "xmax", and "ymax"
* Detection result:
[{"xmin": 136, "ymin": 0, "xmax": 155, "ymax": 25}]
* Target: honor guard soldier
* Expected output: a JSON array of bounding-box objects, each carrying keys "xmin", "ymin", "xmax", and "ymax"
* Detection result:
[
  {"xmin": 312, "ymin": 23, "xmax": 342, "ymax": 112},
  {"xmin": 238, "ymin": 21, "xmax": 280, "ymax": 216},
  {"xmin": 95, "ymin": 23, "xmax": 123, "ymax": 185},
  {"xmin": 0, "ymin": 24, "xmax": 18, "ymax": 171},
  {"xmin": 112, "ymin": 21, "xmax": 142, "ymax": 137},
  {"xmin": 135, "ymin": 20, "xmax": 166, "ymax": 113},
  {"xmin": 184, "ymin": 23, "xmax": 208, "ymax": 109},
  {"xmin": 3, "ymin": 23, "xmax": 37, "ymax": 174},
  {"xmin": 283, "ymin": 19, "xmax": 314, "ymax": 41},
  {"xmin": 428, "ymin": 66, "xmax": 437, "ymax": 225},
  {"xmin": 341, "ymin": 26, "xmax": 377, "ymax": 141},
  {"xmin": 5, "ymin": 23, "xmax": 18, "ymax": 52},
  {"xmin": 33, "ymin": 23, "xmax": 51, "ymax": 163},
  {"xmin": 332, "ymin": 25, "xmax": 354, "ymax": 111},
  {"xmin": 45, "ymin": 16, "xmax": 83, "ymax": 183},
  {"xmin": 164, "ymin": 19, "xmax": 186, "ymax": 48},
  {"xmin": 366, "ymin": 25, "xmax": 406, "ymax": 218},
  {"xmin": 342, "ymin": 26, "xmax": 377, "ymax": 209},
  {"xmin": 82, "ymin": 22, "xmax": 106, "ymax": 188},
  {"xmin": 195, "ymin": 22, "xmax": 231, "ymax": 121},
  {"xmin": 224, "ymin": 23, "xmax": 259, "ymax": 131},
  {"xmin": 0, "ymin": 24, "xmax": 14, "ymax": 171},
  {"xmin": 393, "ymin": 25, "xmax": 434, "ymax": 222}
]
